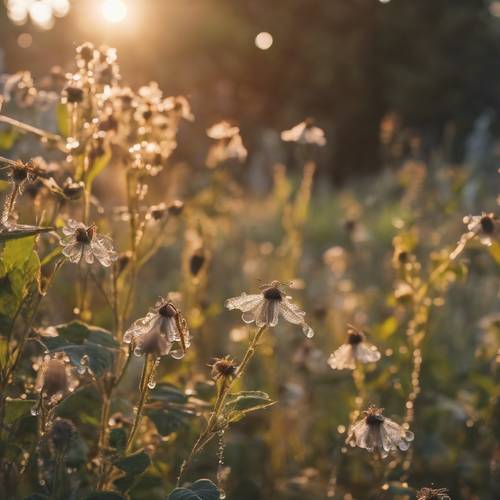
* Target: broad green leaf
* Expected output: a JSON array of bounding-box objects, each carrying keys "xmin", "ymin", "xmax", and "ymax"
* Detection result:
[
  {"xmin": 146, "ymin": 408, "xmax": 193, "ymax": 437},
  {"xmin": 113, "ymin": 449, "xmax": 151, "ymax": 476},
  {"xmin": 149, "ymin": 383, "xmax": 188, "ymax": 404},
  {"xmin": 110, "ymin": 428, "xmax": 127, "ymax": 452},
  {"xmin": 168, "ymin": 479, "xmax": 220, "ymax": 500},
  {"xmin": 4, "ymin": 399, "xmax": 36, "ymax": 424}
]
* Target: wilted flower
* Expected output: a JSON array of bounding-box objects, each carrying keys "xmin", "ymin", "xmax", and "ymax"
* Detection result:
[
  {"xmin": 60, "ymin": 220, "xmax": 117, "ymax": 266},
  {"xmin": 346, "ymin": 405, "xmax": 414, "ymax": 458},
  {"xmin": 328, "ymin": 325, "xmax": 381, "ymax": 370},
  {"xmin": 417, "ymin": 487, "xmax": 451, "ymax": 500},
  {"xmin": 281, "ymin": 118, "xmax": 326, "ymax": 146},
  {"xmin": 210, "ymin": 356, "xmax": 238, "ymax": 382},
  {"xmin": 225, "ymin": 280, "xmax": 314, "ymax": 337},
  {"xmin": 451, "ymin": 212, "xmax": 498, "ymax": 259},
  {"xmin": 34, "ymin": 352, "xmax": 79, "ymax": 405},
  {"xmin": 124, "ymin": 297, "xmax": 191, "ymax": 359},
  {"xmin": 206, "ymin": 121, "xmax": 247, "ymax": 168}
]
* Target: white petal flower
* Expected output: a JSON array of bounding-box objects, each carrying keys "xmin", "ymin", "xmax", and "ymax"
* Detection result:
[
  {"xmin": 60, "ymin": 220, "xmax": 118, "ymax": 267},
  {"xmin": 124, "ymin": 298, "xmax": 191, "ymax": 360},
  {"xmin": 328, "ymin": 325, "xmax": 381, "ymax": 370},
  {"xmin": 281, "ymin": 119, "xmax": 326, "ymax": 146},
  {"xmin": 206, "ymin": 122, "xmax": 247, "ymax": 168},
  {"xmin": 346, "ymin": 405, "xmax": 414, "ymax": 458},
  {"xmin": 225, "ymin": 281, "xmax": 314, "ymax": 337}
]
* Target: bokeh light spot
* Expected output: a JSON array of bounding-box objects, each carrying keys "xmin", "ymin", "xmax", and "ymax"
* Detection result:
[
  {"xmin": 255, "ymin": 32, "xmax": 273, "ymax": 50},
  {"xmin": 101, "ymin": 0, "xmax": 128, "ymax": 24},
  {"xmin": 17, "ymin": 33, "xmax": 33, "ymax": 49}
]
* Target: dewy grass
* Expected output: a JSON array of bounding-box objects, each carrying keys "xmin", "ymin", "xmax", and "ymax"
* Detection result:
[{"xmin": 0, "ymin": 40, "xmax": 497, "ymax": 500}]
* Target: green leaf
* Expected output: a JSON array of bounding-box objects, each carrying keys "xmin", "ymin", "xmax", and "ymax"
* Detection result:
[
  {"xmin": 87, "ymin": 149, "xmax": 111, "ymax": 187},
  {"xmin": 54, "ymin": 344, "xmax": 115, "ymax": 377},
  {"xmin": 109, "ymin": 428, "xmax": 127, "ymax": 452},
  {"xmin": 0, "ymin": 224, "xmax": 54, "ymax": 242},
  {"xmin": 146, "ymin": 408, "xmax": 193, "ymax": 437},
  {"xmin": 4, "ymin": 399, "xmax": 36, "ymax": 424},
  {"xmin": 149, "ymin": 383, "xmax": 188, "ymax": 404},
  {"xmin": 168, "ymin": 479, "xmax": 220, "ymax": 500},
  {"xmin": 224, "ymin": 391, "xmax": 276, "ymax": 424},
  {"xmin": 113, "ymin": 449, "xmax": 151, "ymax": 476},
  {"xmin": 0, "ymin": 128, "xmax": 19, "ymax": 150},
  {"xmin": 56, "ymin": 103, "xmax": 69, "ymax": 138}
]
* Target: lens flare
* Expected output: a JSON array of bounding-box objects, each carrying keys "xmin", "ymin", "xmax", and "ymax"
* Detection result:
[
  {"xmin": 255, "ymin": 32, "xmax": 273, "ymax": 50},
  {"xmin": 101, "ymin": 0, "xmax": 128, "ymax": 24}
]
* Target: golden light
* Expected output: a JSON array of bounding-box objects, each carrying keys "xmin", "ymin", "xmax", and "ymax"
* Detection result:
[
  {"xmin": 29, "ymin": 1, "xmax": 54, "ymax": 29},
  {"xmin": 255, "ymin": 32, "xmax": 273, "ymax": 50},
  {"xmin": 101, "ymin": 0, "xmax": 128, "ymax": 24},
  {"xmin": 17, "ymin": 33, "xmax": 33, "ymax": 49}
]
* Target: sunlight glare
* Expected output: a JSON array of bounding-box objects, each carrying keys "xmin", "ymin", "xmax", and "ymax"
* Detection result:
[{"xmin": 101, "ymin": 0, "xmax": 128, "ymax": 24}]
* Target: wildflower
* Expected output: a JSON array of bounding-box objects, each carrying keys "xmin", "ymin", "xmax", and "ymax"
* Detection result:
[
  {"xmin": 34, "ymin": 352, "xmax": 79, "ymax": 406},
  {"xmin": 417, "ymin": 487, "xmax": 451, "ymax": 500},
  {"xmin": 210, "ymin": 356, "xmax": 238, "ymax": 382},
  {"xmin": 225, "ymin": 280, "xmax": 314, "ymax": 338},
  {"xmin": 60, "ymin": 219, "xmax": 118, "ymax": 266},
  {"xmin": 451, "ymin": 212, "xmax": 498, "ymax": 259},
  {"xmin": 346, "ymin": 405, "xmax": 414, "ymax": 458},
  {"xmin": 328, "ymin": 325, "xmax": 381, "ymax": 370},
  {"xmin": 206, "ymin": 121, "xmax": 247, "ymax": 168},
  {"xmin": 50, "ymin": 418, "xmax": 75, "ymax": 452},
  {"xmin": 281, "ymin": 118, "xmax": 326, "ymax": 146},
  {"xmin": 124, "ymin": 297, "xmax": 191, "ymax": 359}
]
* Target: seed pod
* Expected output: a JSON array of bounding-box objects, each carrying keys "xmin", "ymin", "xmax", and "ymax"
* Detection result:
[
  {"xmin": 50, "ymin": 418, "xmax": 75, "ymax": 452},
  {"xmin": 189, "ymin": 249, "xmax": 206, "ymax": 277},
  {"xmin": 211, "ymin": 356, "xmax": 238, "ymax": 381}
]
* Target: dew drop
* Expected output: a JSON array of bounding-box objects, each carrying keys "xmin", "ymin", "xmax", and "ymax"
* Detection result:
[
  {"xmin": 219, "ymin": 492, "xmax": 226, "ymax": 500},
  {"xmin": 133, "ymin": 347, "xmax": 143, "ymax": 357},
  {"xmin": 170, "ymin": 349, "xmax": 185, "ymax": 360},
  {"xmin": 31, "ymin": 406, "xmax": 40, "ymax": 416},
  {"xmin": 147, "ymin": 380, "xmax": 156, "ymax": 389}
]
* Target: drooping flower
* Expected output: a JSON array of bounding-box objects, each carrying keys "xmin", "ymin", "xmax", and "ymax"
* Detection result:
[
  {"xmin": 450, "ymin": 212, "xmax": 498, "ymax": 259},
  {"xmin": 416, "ymin": 487, "xmax": 451, "ymax": 500},
  {"xmin": 124, "ymin": 297, "xmax": 191, "ymax": 359},
  {"xmin": 281, "ymin": 118, "xmax": 326, "ymax": 146},
  {"xmin": 34, "ymin": 352, "xmax": 79, "ymax": 406},
  {"xmin": 328, "ymin": 325, "xmax": 381, "ymax": 370},
  {"xmin": 346, "ymin": 405, "xmax": 414, "ymax": 458},
  {"xmin": 225, "ymin": 280, "xmax": 314, "ymax": 338},
  {"xmin": 206, "ymin": 121, "xmax": 247, "ymax": 168},
  {"xmin": 60, "ymin": 219, "xmax": 117, "ymax": 266}
]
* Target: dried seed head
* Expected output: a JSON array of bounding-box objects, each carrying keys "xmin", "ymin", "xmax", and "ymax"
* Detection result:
[
  {"xmin": 211, "ymin": 356, "xmax": 238, "ymax": 381},
  {"xmin": 480, "ymin": 214, "xmax": 495, "ymax": 235},
  {"xmin": 417, "ymin": 487, "xmax": 450, "ymax": 500},
  {"xmin": 63, "ymin": 178, "xmax": 85, "ymax": 200},
  {"xmin": 168, "ymin": 200, "xmax": 184, "ymax": 216},
  {"xmin": 50, "ymin": 418, "xmax": 75, "ymax": 452},
  {"xmin": 65, "ymin": 86, "xmax": 84, "ymax": 104},
  {"xmin": 77, "ymin": 42, "xmax": 95, "ymax": 64},
  {"xmin": 189, "ymin": 249, "xmax": 206, "ymax": 277}
]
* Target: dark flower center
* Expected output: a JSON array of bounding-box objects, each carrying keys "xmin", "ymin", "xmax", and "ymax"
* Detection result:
[
  {"xmin": 348, "ymin": 331, "xmax": 363, "ymax": 345},
  {"xmin": 159, "ymin": 303, "xmax": 176, "ymax": 318},
  {"xmin": 480, "ymin": 215, "xmax": 494, "ymax": 234},
  {"xmin": 365, "ymin": 414, "xmax": 384, "ymax": 426},
  {"xmin": 75, "ymin": 227, "xmax": 93, "ymax": 244},
  {"xmin": 263, "ymin": 286, "xmax": 282, "ymax": 301},
  {"xmin": 13, "ymin": 165, "xmax": 28, "ymax": 182},
  {"xmin": 214, "ymin": 359, "xmax": 237, "ymax": 376}
]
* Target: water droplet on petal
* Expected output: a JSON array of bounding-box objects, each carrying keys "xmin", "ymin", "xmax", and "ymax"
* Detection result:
[
  {"xmin": 133, "ymin": 347, "xmax": 144, "ymax": 357},
  {"xmin": 170, "ymin": 349, "xmax": 185, "ymax": 360}
]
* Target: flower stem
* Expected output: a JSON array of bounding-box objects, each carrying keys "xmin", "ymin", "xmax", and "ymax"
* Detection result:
[
  {"xmin": 126, "ymin": 355, "xmax": 153, "ymax": 453},
  {"xmin": 177, "ymin": 325, "xmax": 267, "ymax": 485}
]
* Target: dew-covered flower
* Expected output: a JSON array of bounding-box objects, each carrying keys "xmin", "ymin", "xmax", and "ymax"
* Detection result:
[
  {"xmin": 225, "ymin": 280, "xmax": 314, "ymax": 338},
  {"xmin": 346, "ymin": 405, "xmax": 414, "ymax": 458},
  {"xmin": 417, "ymin": 487, "xmax": 451, "ymax": 500},
  {"xmin": 124, "ymin": 297, "xmax": 191, "ymax": 359},
  {"xmin": 328, "ymin": 325, "xmax": 381, "ymax": 370},
  {"xmin": 281, "ymin": 118, "xmax": 326, "ymax": 146},
  {"xmin": 34, "ymin": 352, "xmax": 79, "ymax": 406},
  {"xmin": 60, "ymin": 220, "xmax": 117, "ymax": 266},
  {"xmin": 206, "ymin": 121, "xmax": 247, "ymax": 168},
  {"xmin": 451, "ymin": 212, "xmax": 498, "ymax": 259}
]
